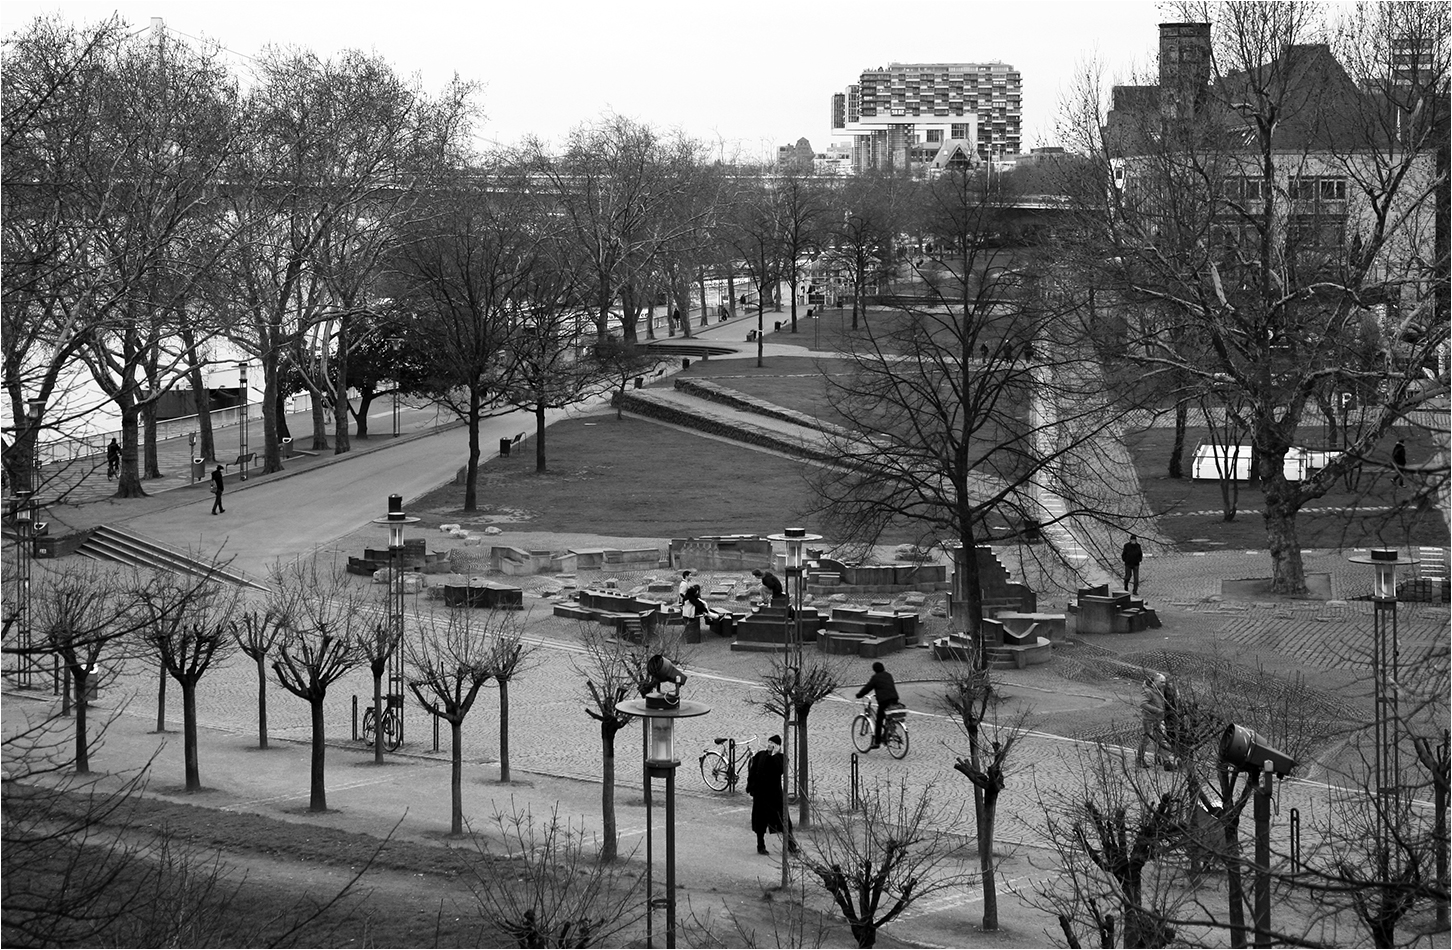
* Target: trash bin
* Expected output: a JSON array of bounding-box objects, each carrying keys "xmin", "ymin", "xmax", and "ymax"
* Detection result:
[
  {"xmin": 682, "ymin": 358, "xmax": 690, "ymax": 370},
  {"xmin": 774, "ymin": 321, "xmax": 782, "ymax": 331},
  {"xmin": 633, "ymin": 376, "xmax": 643, "ymax": 389},
  {"xmin": 281, "ymin": 436, "xmax": 294, "ymax": 458},
  {"xmin": 499, "ymin": 438, "xmax": 511, "ymax": 458},
  {"xmin": 191, "ymin": 457, "xmax": 205, "ymax": 481}
]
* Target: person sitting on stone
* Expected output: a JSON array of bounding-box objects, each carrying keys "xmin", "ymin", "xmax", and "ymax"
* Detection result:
[{"xmin": 752, "ymin": 568, "xmax": 784, "ymax": 604}]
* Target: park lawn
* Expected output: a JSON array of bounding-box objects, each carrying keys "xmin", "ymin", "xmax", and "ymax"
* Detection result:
[
  {"xmin": 410, "ymin": 412, "xmax": 928, "ymax": 544},
  {"xmin": 1128, "ymin": 425, "xmax": 1449, "ymax": 551}
]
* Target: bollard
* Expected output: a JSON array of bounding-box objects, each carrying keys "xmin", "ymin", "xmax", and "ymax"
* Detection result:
[
  {"xmin": 1289, "ymin": 807, "xmax": 1300, "ymax": 870},
  {"xmin": 433, "ymin": 715, "xmax": 440, "ymax": 753},
  {"xmin": 352, "ymin": 695, "xmax": 358, "ymax": 741},
  {"xmin": 727, "ymin": 738, "xmax": 737, "ymax": 791},
  {"xmin": 850, "ymin": 752, "xmax": 861, "ymax": 810}
]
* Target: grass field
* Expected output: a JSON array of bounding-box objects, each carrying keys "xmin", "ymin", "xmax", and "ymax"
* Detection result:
[
  {"xmin": 1128, "ymin": 425, "xmax": 1448, "ymax": 550},
  {"xmin": 410, "ymin": 412, "xmax": 925, "ymax": 545}
]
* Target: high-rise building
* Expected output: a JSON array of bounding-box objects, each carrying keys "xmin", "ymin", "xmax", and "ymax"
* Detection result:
[{"xmin": 830, "ymin": 62, "xmax": 1021, "ymax": 174}]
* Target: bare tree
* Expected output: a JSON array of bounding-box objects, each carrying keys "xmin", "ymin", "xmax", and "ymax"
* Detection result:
[
  {"xmin": 824, "ymin": 173, "xmax": 908, "ymax": 330},
  {"xmin": 753, "ymin": 654, "xmax": 846, "ymax": 828},
  {"xmin": 776, "ymin": 170, "xmax": 833, "ymax": 333},
  {"xmin": 355, "ymin": 612, "xmax": 401, "ymax": 766},
  {"xmin": 800, "ymin": 778, "xmax": 975, "ymax": 949},
  {"xmin": 232, "ymin": 605, "xmax": 284, "ymax": 749},
  {"xmin": 1056, "ymin": 1, "xmax": 1449, "ymax": 593},
  {"xmin": 405, "ymin": 607, "xmax": 513, "ymax": 834},
  {"xmin": 486, "ymin": 626, "xmax": 537, "ymax": 786},
  {"xmin": 462, "ymin": 802, "xmax": 646, "ymax": 948},
  {"xmin": 134, "ymin": 571, "xmax": 239, "ymax": 792},
  {"xmin": 268, "ymin": 559, "xmax": 366, "ymax": 812},
  {"xmin": 940, "ymin": 661, "xmax": 1031, "ymax": 931}
]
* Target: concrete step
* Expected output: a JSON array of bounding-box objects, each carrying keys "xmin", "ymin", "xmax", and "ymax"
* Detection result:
[{"xmin": 77, "ymin": 525, "xmax": 267, "ymax": 591}]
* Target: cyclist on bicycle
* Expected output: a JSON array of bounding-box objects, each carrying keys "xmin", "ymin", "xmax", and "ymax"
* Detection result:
[{"xmin": 855, "ymin": 661, "xmax": 900, "ymax": 749}]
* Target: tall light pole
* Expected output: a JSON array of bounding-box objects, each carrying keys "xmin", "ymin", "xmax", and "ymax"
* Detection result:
[
  {"xmin": 373, "ymin": 494, "xmax": 418, "ymax": 755},
  {"xmin": 1349, "ymin": 548, "xmax": 1416, "ymax": 875},
  {"xmin": 767, "ymin": 526, "xmax": 821, "ymax": 887},
  {"xmin": 620, "ymin": 657, "xmax": 709, "ymax": 949},
  {"xmin": 237, "ymin": 361, "xmax": 249, "ymax": 479}
]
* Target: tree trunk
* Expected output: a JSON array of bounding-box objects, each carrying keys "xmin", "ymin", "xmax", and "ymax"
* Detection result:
[
  {"xmin": 256, "ymin": 653, "xmax": 269, "ymax": 749},
  {"xmin": 114, "ymin": 401, "xmax": 146, "ymax": 498},
  {"xmin": 1263, "ymin": 485, "xmax": 1307, "ymax": 594},
  {"xmin": 726, "ymin": 272, "xmax": 736, "ymax": 320},
  {"xmin": 498, "ymin": 679, "xmax": 511, "ymax": 784},
  {"xmin": 852, "ymin": 921, "xmax": 877, "ymax": 948},
  {"xmin": 981, "ymin": 786, "xmax": 1000, "ymax": 930},
  {"xmin": 182, "ymin": 324, "xmax": 215, "ymax": 462},
  {"xmin": 156, "ymin": 661, "xmax": 167, "ymax": 732},
  {"xmin": 73, "ymin": 668, "xmax": 90, "ymax": 774},
  {"xmin": 261, "ymin": 357, "xmax": 283, "ymax": 475},
  {"xmin": 141, "ymin": 399, "xmax": 162, "ymax": 479},
  {"xmin": 182, "ymin": 679, "xmax": 201, "ymax": 792},
  {"xmin": 355, "ymin": 387, "xmax": 376, "ymax": 439},
  {"xmin": 451, "ymin": 717, "xmax": 464, "ymax": 835},
  {"xmin": 309, "ymin": 698, "xmax": 327, "ymax": 812},
  {"xmin": 698, "ymin": 269, "xmax": 708, "ymax": 326},
  {"xmin": 796, "ymin": 706, "xmax": 811, "ymax": 827},
  {"xmin": 463, "ymin": 389, "xmax": 482, "ymax": 511},
  {"xmin": 535, "ymin": 402, "xmax": 547, "ymax": 474},
  {"xmin": 333, "ymin": 316, "xmax": 352, "ymax": 455},
  {"xmin": 1168, "ymin": 401, "xmax": 1188, "ymax": 479},
  {"xmin": 601, "ymin": 725, "xmax": 618, "ymax": 862},
  {"xmin": 311, "ymin": 383, "xmax": 330, "ymax": 451},
  {"xmin": 788, "ymin": 275, "xmax": 799, "ymax": 332}
]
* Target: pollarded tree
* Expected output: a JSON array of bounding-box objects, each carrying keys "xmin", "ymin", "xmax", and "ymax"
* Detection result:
[
  {"xmin": 132, "ymin": 569, "xmax": 239, "ymax": 792},
  {"xmin": 940, "ymin": 661, "xmax": 1031, "ymax": 932},
  {"xmin": 484, "ymin": 626, "xmax": 536, "ymax": 786},
  {"xmin": 356, "ymin": 614, "xmax": 401, "ymax": 766},
  {"xmin": 268, "ymin": 558, "xmax": 366, "ymax": 812},
  {"xmin": 753, "ymin": 654, "xmax": 846, "ymax": 828},
  {"xmin": 1056, "ymin": 0, "xmax": 1450, "ymax": 593},
  {"xmin": 232, "ymin": 606, "xmax": 284, "ymax": 749},
  {"xmin": 801, "ymin": 779, "xmax": 976, "ymax": 949},
  {"xmin": 405, "ymin": 607, "xmax": 503, "ymax": 836}
]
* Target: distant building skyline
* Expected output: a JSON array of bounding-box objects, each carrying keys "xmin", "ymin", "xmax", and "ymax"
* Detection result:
[{"xmin": 830, "ymin": 61, "xmax": 1023, "ymax": 175}]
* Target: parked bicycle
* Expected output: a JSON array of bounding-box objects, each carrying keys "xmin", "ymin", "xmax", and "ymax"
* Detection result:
[
  {"xmin": 852, "ymin": 700, "xmax": 909, "ymax": 759},
  {"xmin": 699, "ymin": 734, "xmax": 757, "ymax": 791},
  {"xmin": 361, "ymin": 694, "xmax": 404, "ymax": 752}
]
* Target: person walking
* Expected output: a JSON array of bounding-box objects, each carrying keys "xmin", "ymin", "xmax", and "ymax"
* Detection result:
[
  {"xmin": 855, "ymin": 661, "xmax": 900, "ymax": 749},
  {"xmin": 746, "ymin": 735, "xmax": 796, "ymax": 855},
  {"xmin": 106, "ymin": 438, "xmax": 121, "ymax": 480},
  {"xmin": 1393, "ymin": 439, "xmax": 1407, "ymax": 487},
  {"xmin": 210, "ymin": 465, "xmax": 226, "ymax": 515},
  {"xmin": 1121, "ymin": 533, "xmax": 1144, "ymax": 594},
  {"xmin": 1136, "ymin": 673, "xmax": 1166, "ymax": 767}
]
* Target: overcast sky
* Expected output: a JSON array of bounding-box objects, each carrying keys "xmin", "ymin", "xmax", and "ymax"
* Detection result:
[{"xmin": 3, "ymin": 1, "xmax": 1178, "ymax": 158}]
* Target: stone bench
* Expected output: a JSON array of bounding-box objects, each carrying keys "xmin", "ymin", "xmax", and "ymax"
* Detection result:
[
  {"xmin": 995, "ymin": 611, "xmax": 1068, "ymax": 643},
  {"xmin": 442, "ymin": 581, "xmax": 524, "ymax": 609}
]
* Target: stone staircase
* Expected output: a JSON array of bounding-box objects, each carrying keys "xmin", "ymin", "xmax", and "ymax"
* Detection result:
[{"xmin": 76, "ymin": 524, "xmax": 268, "ymax": 591}]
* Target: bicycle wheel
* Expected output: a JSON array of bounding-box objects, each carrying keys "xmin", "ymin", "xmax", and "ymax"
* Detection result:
[
  {"xmin": 886, "ymin": 720, "xmax": 909, "ymax": 759},
  {"xmin": 851, "ymin": 714, "xmax": 875, "ymax": 753},
  {"xmin": 383, "ymin": 711, "xmax": 403, "ymax": 752},
  {"xmin": 700, "ymin": 751, "xmax": 730, "ymax": 791},
  {"xmin": 361, "ymin": 708, "xmax": 377, "ymax": 745}
]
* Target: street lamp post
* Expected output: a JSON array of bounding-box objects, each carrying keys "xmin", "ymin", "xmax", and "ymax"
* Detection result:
[
  {"xmin": 237, "ymin": 362, "xmax": 249, "ymax": 479},
  {"xmin": 620, "ymin": 656, "xmax": 709, "ymax": 950},
  {"xmin": 372, "ymin": 494, "xmax": 419, "ymax": 754},
  {"xmin": 1349, "ymin": 548, "xmax": 1417, "ymax": 868},
  {"xmin": 766, "ymin": 527, "xmax": 822, "ymax": 887}
]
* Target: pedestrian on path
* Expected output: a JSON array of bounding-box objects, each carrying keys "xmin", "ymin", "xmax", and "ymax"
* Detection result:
[
  {"xmin": 210, "ymin": 465, "xmax": 226, "ymax": 515},
  {"xmin": 746, "ymin": 735, "xmax": 796, "ymax": 855},
  {"xmin": 1136, "ymin": 673, "xmax": 1166, "ymax": 767},
  {"xmin": 106, "ymin": 438, "xmax": 121, "ymax": 480},
  {"xmin": 1392, "ymin": 439, "xmax": 1407, "ymax": 487},
  {"xmin": 1121, "ymin": 533, "xmax": 1143, "ymax": 594}
]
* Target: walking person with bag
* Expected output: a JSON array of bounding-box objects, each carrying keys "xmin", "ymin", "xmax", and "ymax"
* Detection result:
[{"xmin": 210, "ymin": 465, "xmax": 226, "ymax": 515}]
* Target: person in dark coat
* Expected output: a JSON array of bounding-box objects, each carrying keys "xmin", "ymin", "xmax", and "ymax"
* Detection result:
[
  {"xmin": 855, "ymin": 661, "xmax": 900, "ymax": 749},
  {"xmin": 752, "ymin": 568, "xmax": 784, "ymax": 602},
  {"xmin": 746, "ymin": 735, "xmax": 796, "ymax": 855},
  {"xmin": 210, "ymin": 465, "xmax": 225, "ymax": 515},
  {"xmin": 106, "ymin": 438, "xmax": 121, "ymax": 480},
  {"xmin": 1121, "ymin": 533, "xmax": 1143, "ymax": 594},
  {"xmin": 1393, "ymin": 439, "xmax": 1407, "ymax": 486}
]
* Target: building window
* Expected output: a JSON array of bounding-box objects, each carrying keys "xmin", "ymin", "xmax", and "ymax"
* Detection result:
[
  {"xmin": 1289, "ymin": 175, "xmax": 1346, "ymax": 203},
  {"xmin": 1224, "ymin": 176, "xmax": 1265, "ymax": 201},
  {"xmin": 1319, "ymin": 178, "xmax": 1346, "ymax": 201},
  {"xmin": 925, "ymin": 129, "xmax": 943, "ymax": 143},
  {"xmin": 1288, "ymin": 213, "xmax": 1346, "ymax": 248}
]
